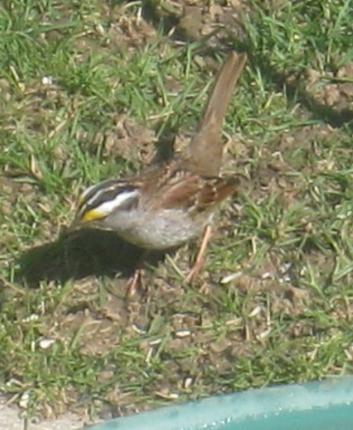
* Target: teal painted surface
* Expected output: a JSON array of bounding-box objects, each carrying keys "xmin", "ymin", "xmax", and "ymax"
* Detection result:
[{"xmin": 87, "ymin": 377, "xmax": 353, "ymax": 430}]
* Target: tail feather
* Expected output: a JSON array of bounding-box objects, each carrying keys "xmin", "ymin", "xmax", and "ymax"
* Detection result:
[{"xmin": 188, "ymin": 52, "xmax": 247, "ymax": 176}]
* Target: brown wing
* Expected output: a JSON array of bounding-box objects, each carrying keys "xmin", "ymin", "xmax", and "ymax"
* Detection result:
[
  {"xmin": 192, "ymin": 176, "xmax": 240, "ymax": 213},
  {"xmin": 144, "ymin": 164, "xmax": 240, "ymax": 214}
]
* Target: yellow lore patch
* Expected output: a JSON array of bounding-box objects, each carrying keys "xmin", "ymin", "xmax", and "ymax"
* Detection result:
[{"xmin": 81, "ymin": 209, "xmax": 105, "ymax": 222}]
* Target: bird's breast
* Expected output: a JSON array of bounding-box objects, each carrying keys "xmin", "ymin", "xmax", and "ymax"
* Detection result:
[{"xmin": 103, "ymin": 208, "xmax": 209, "ymax": 250}]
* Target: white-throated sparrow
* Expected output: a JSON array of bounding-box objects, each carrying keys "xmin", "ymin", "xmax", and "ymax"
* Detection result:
[{"xmin": 72, "ymin": 51, "xmax": 247, "ymax": 281}]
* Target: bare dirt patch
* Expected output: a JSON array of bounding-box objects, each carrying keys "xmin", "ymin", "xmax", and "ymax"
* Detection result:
[{"xmin": 0, "ymin": 395, "xmax": 82, "ymax": 430}]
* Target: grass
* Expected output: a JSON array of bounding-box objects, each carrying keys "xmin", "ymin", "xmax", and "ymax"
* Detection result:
[{"xmin": 1, "ymin": 0, "xmax": 353, "ymax": 420}]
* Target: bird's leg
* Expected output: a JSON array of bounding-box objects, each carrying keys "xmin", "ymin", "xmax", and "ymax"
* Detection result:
[
  {"xmin": 126, "ymin": 269, "xmax": 143, "ymax": 298},
  {"xmin": 125, "ymin": 250, "xmax": 148, "ymax": 298},
  {"xmin": 186, "ymin": 224, "xmax": 212, "ymax": 283}
]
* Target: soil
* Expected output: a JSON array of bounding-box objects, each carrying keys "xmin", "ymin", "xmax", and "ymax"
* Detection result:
[{"xmin": 0, "ymin": 395, "xmax": 82, "ymax": 430}]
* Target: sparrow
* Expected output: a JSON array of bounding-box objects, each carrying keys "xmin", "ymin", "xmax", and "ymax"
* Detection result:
[{"xmin": 73, "ymin": 51, "xmax": 247, "ymax": 285}]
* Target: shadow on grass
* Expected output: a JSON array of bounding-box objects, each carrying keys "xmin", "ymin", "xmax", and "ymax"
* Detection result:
[{"xmin": 17, "ymin": 229, "xmax": 149, "ymax": 287}]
